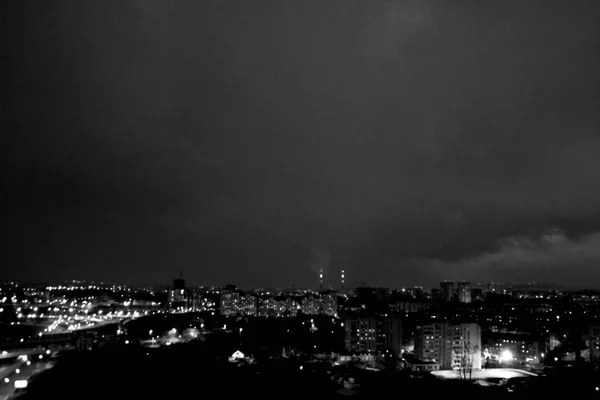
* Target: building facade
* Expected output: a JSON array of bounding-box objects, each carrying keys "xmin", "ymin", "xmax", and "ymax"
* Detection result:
[
  {"xmin": 220, "ymin": 289, "xmax": 240, "ymax": 316},
  {"xmin": 457, "ymin": 281, "xmax": 472, "ymax": 303},
  {"xmin": 345, "ymin": 316, "xmax": 402, "ymax": 356},
  {"xmin": 440, "ymin": 281, "xmax": 454, "ymax": 302},
  {"xmin": 416, "ymin": 321, "xmax": 482, "ymax": 370}
]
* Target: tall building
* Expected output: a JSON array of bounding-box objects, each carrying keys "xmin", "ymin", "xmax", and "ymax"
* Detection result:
[
  {"xmin": 451, "ymin": 323, "xmax": 481, "ymax": 370},
  {"xmin": 188, "ymin": 291, "xmax": 203, "ymax": 311},
  {"xmin": 415, "ymin": 322, "xmax": 452, "ymax": 367},
  {"xmin": 319, "ymin": 291, "xmax": 338, "ymax": 316},
  {"xmin": 457, "ymin": 281, "xmax": 472, "ymax": 303},
  {"xmin": 440, "ymin": 281, "xmax": 454, "ymax": 302},
  {"xmin": 220, "ymin": 289, "xmax": 240, "ymax": 316},
  {"xmin": 345, "ymin": 316, "xmax": 402, "ymax": 356},
  {"xmin": 168, "ymin": 274, "xmax": 187, "ymax": 309},
  {"xmin": 415, "ymin": 321, "xmax": 482, "ymax": 370},
  {"xmin": 341, "ymin": 270, "xmax": 345, "ymax": 289},
  {"xmin": 258, "ymin": 297, "xmax": 275, "ymax": 317},
  {"xmin": 239, "ymin": 294, "xmax": 258, "ymax": 316}
]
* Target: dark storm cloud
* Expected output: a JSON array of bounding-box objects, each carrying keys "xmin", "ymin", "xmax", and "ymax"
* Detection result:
[
  {"xmin": 415, "ymin": 229, "xmax": 600, "ymax": 290},
  {"xmin": 4, "ymin": 0, "xmax": 600, "ymax": 287}
]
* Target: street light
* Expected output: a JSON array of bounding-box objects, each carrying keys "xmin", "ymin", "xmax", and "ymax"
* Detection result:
[{"xmin": 500, "ymin": 350, "xmax": 513, "ymax": 363}]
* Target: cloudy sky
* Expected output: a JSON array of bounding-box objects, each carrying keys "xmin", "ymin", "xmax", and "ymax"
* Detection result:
[{"xmin": 4, "ymin": 0, "xmax": 600, "ymax": 288}]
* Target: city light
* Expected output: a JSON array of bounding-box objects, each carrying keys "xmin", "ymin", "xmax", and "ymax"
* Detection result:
[
  {"xmin": 14, "ymin": 380, "xmax": 28, "ymax": 389},
  {"xmin": 500, "ymin": 349, "xmax": 513, "ymax": 363}
]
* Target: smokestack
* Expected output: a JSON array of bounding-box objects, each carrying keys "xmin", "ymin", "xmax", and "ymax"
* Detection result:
[
  {"xmin": 319, "ymin": 269, "xmax": 323, "ymax": 289},
  {"xmin": 341, "ymin": 270, "xmax": 345, "ymax": 289}
]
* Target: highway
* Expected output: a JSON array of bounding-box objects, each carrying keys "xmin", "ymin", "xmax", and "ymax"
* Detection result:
[
  {"xmin": 0, "ymin": 358, "xmax": 56, "ymax": 400},
  {"xmin": 0, "ymin": 346, "xmax": 68, "ymax": 400},
  {"xmin": 0, "ymin": 349, "xmax": 47, "ymax": 362}
]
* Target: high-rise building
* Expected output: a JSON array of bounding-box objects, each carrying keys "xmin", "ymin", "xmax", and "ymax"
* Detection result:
[
  {"xmin": 345, "ymin": 316, "xmax": 402, "ymax": 356},
  {"xmin": 168, "ymin": 274, "xmax": 187, "ymax": 309},
  {"xmin": 257, "ymin": 297, "xmax": 275, "ymax": 317},
  {"xmin": 415, "ymin": 322, "xmax": 452, "ymax": 367},
  {"xmin": 450, "ymin": 323, "xmax": 481, "ymax": 370},
  {"xmin": 220, "ymin": 289, "xmax": 240, "ymax": 316},
  {"xmin": 285, "ymin": 297, "xmax": 300, "ymax": 317},
  {"xmin": 415, "ymin": 321, "xmax": 482, "ymax": 370},
  {"xmin": 341, "ymin": 270, "xmax": 345, "ymax": 289},
  {"xmin": 440, "ymin": 281, "xmax": 454, "ymax": 302},
  {"xmin": 319, "ymin": 291, "xmax": 338, "ymax": 316},
  {"xmin": 301, "ymin": 294, "xmax": 319, "ymax": 315},
  {"xmin": 239, "ymin": 294, "xmax": 257, "ymax": 316},
  {"xmin": 457, "ymin": 281, "xmax": 472, "ymax": 303}
]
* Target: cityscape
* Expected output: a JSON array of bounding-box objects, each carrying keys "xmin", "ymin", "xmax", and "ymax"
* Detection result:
[
  {"xmin": 6, "ymin": 0, "xmax": 600, "ymax": 398},
  {"xmin": 2, "ymin": 273, "xmax": 600, "ymax": 397}
]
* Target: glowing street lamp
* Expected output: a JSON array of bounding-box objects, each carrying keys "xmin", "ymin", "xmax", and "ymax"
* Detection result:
[{"xmin": 500, "ymin": 349, "xmax": 513, "ymax": 363}]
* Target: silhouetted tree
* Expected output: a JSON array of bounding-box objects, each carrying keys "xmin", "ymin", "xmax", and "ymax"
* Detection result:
[{"xmin": 456, "ymin": 343, "xmax": 479, "ymax": 381}]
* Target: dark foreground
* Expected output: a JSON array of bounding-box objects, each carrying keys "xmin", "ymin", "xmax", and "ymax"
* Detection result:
[{"xmin": 14, "ymin": 342, "xmax": 600, "ymax": 399}]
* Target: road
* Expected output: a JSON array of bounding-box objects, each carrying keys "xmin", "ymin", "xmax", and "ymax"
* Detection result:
[
  {"xmin": 0, "ymin": 360, "xmax": 25, "ymax": 381},
  {"xmin": 0, "ymin": 357, "xmax": 57, "ymax": 400},
  {"xmin": 0, "ymin": 348, "xmax": 51, "ymax": 362}
]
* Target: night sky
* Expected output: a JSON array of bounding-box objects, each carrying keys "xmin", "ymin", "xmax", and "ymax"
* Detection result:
[{"xmin": 4, "ymin": 1, "xmax": 600, "ymax": 289}]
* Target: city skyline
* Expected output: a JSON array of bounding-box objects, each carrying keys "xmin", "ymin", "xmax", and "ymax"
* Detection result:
[
  {"xmin": 5, "ymin": 1, "xmax": 600, "ymax": 288},
  {"xmin": 0, "ymin": 277, "xmax": 582, "ymax": 293}
]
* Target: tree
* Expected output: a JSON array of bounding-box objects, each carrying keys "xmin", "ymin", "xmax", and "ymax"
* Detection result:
[{"xmin": 456, "ymin": 343, "xmax": 479, "ymax": 381}]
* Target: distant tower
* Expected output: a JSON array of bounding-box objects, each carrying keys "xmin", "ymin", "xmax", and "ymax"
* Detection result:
[
  {"xmin": 440, "ymin": 280, "xmax": 454, "ymax": 302},
  {"xmin": 457, "ymin": 281, "xmax": 472, "ymax": 303},
  {"xmin": 341, "ymin": 270, "xmax": 345, "ymax": 289},
  {"xmin": 319, "ymin": 269, "xmax": 323, "ymax": 289},
  {"xmin": 169, "ymin": 272, "xmax": 187, "ymax": 308}
]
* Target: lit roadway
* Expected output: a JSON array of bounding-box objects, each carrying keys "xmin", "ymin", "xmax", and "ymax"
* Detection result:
[
  {"xmin": 0, "ymin": 348, "xmax": 52, "ymax": 362},
  {"xmin": 0, "ymin": 355, "xmax": 57, "ymax": 400}
]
